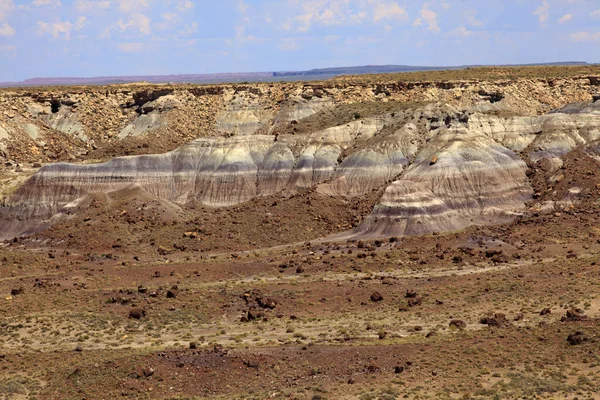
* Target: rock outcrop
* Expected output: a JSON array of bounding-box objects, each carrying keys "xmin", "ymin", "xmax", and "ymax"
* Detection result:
[{"xmin": 2, "ymin": 74, "xmax": 600, "ymax": 241}]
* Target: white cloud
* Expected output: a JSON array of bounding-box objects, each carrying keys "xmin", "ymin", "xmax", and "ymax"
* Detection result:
[
  {"xmin": 118, "ymin": 0, "xmax": 148, "ymax": 13},
  {"xmin": 117, "ymin": 13, "xmax": 151, "ymax": 35},
  {"xmin": 465, "ymin": 9, "xmax": 483, "ymax": 27},
  {"xmin": 570, "ymin": 31, "xmax": 600, "ymax": 43},
  {"xmin": 372, "ymin": 1, "xmax": 408, "ymax": 22},
  {"xmin": 413, "ymin": 7, "xmax": 440, "ymax": 32},
  {"xmin": 157, "ymin": 11, "xmax": 179, "ymax": 30},
  {"xmin": 534, "ymin": 0, "xmax": 550, "ymax": 27},
  {"xmin": 176, "ymin": 0, "xmax": 193, "ymax": 12},
  {"xmin": 37, "ymin": 16, "xmax": 86, "ymax": 39},
  {"xmin": 448, "ymin": 26, "xmax": 472, "ymax": 38},
  {"xmin": 117, "ymin": 42, "xmax": 147, "ymax": 53},
  {"xmin": 237, "ymin": 0, "xmax": 249, "ymax": 14},
  {"xmin": 278, "ymin": 37, "xmax": 298, "ymax": 51},
  {"xmin": 32, "ymin": 0, "xmax": 61, "ymax": 6},
  {"xmin": 282, "ymin": 0, "xmax": 368, "ymax": 32},
  {"xmin": 0, "ymin": 22, "xmax": 14, "ymax": 36},
  {"xmin": 179, "ymin": 21, "xmax": 197, "ymax": 36},
  {"xmin": 0, "ymin": 0, "xmax": 14, "ymax": 21},
  {"xmin": 558, "ymin": 14, "xmax": 572, "ymax": 24},
  {"xmin": 591, "ymin": 10, "xmax": 600, "ymax": 19},
  {"xmin": 0, "ymin": 44, "xmax": 15, "ymax": 52},
  {"xmin": 75, "ymin": 0, "xmax": 110, "ymax": 13}
]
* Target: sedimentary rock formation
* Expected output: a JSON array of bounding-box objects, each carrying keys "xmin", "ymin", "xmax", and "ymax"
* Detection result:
[{"xmin": 1, "ymin": 82, "xmax": 600, "ymax": 241}]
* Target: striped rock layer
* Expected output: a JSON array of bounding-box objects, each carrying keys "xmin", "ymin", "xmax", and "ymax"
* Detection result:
[{"xmin": 2, "ymin": 100, "xmax": 600, "ymax": 241}]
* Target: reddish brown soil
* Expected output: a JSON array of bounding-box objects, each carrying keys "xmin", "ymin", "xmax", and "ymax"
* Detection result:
[{"xmin": 1, "ymin": 150, "xmax": 600, "ymax": 399}]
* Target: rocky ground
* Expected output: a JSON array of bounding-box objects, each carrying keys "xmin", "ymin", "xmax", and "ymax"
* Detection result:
[{"xmin": 1, "ymin": 66, "xmax": 600, "ymax": 399}]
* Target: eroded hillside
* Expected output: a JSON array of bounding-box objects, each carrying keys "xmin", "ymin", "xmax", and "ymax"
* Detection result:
[
  {"xmin": 1, "ymin": 66, "xmax": 600, "ymax": 242},
  {"xmin": 2, "ymin": 67, "xmax": 600, "ymax": 400}
]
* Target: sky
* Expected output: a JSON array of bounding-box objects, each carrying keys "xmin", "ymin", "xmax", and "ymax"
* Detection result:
[{"xmin": 0, "ymin": 0, "xmax": 599, "ymax": 82}]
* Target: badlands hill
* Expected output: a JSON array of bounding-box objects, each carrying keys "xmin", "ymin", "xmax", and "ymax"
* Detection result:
[
  {"xmin": 1, "ymin": 65, "xmax": 599, "ymax": 242},
  {"xmin": 2, "ymin": 66, "xmax": 600, "ymax": 399}
]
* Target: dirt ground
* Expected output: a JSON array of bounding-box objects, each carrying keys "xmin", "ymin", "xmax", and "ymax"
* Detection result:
[{"xmin": 0, "ymin": 149, "xmax": 599, "ymax": 400}]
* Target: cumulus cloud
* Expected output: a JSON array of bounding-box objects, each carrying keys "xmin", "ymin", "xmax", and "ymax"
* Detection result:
[
  {"xmin": 75, "ymin": 0, "xmax": 111, "ymax": 13},
  {"xmin": 534, "ymin": 0, "xmax": 550, "ymax": 27},
  {"xmin": 0, "ymin": 44, "xmax": 15, "ymax": 52},
  {"xmin": 157, "ymin": 12, "xmax": 180, "ymax": 30},
  {"xmin": 282, "ymin": 0, "xmax": 368, "ymax": 32},
  {"xmin": 413, "ymin": 7, "xmax": 440, "ymax": 33},
  {"xmin": 32, "ymin": 0, "xmax": 61, "ymax": 6},
  {"xmin": 179, "ymin": 21, "xmax": 197, "ymax": 36},
  {"xmin": 176, "ymin": 0, "xmax": 193, "ymax": 12},
  {"xmin": 448, "ymin": 26, "xmax": 472, "ymax": 38},
  {"xmin": 0, "ymin": 21, "xmax": 14, "ymax": 37},
  {"xmin": 558, "ymin": 14, "xmax": 572, "ymax": 24},
  {"xmin": 465, "ymin": 9, "xmax": 483, "ymax": 27},
  {"xmin": 372, "ymin": 1, "xmax": 408, "ymax": 22},
  {"xmin": 37, "ymin": 16, "xmax": 86, "ymax": 39},
  {"xmin": 570, "ymin": 31, "xmax": 600, "ymax": 43},
  {"xmin": 118, "ymin": 0, "xmax": 148, "ymax": 13},
  {"xmin": 117, "ymin": 41, "xmax": 147, "ymax": 53},
  {"xmin": 116, "ymin": 13, "xmax": 151, "ymax": 35},
  {"xmin": 278, "ymin": 37, "xmax": 298, "ymax": 51},
  {"xmin": 0, "ymin": 0, "xmax": 14, "ymax": 21}
]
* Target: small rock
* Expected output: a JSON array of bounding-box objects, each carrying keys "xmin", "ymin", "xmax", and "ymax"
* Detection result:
[
  {"xmin": 449, "ymin": 319, "xmax": 467, "ymax": 330},
  {"xmin": 370, "ymin": 291, "xmax": 384, "ymax": 302},
  {"xmin": 562, "ymin": 308, "xmax": 586, "ymax": 322},
  {"xmin": 540, "ymin": 307, "xmax": 552, "ymax": 316},
  {"xmin": 129, "ymin": 308, "xmax": 146, "ymax": 320},
  {"xmin": 567, "ymin": 331, "xmax": 588, "ymax": 345}
]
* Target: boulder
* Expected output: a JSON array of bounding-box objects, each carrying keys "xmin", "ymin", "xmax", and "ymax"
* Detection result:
[{"xmin": 129, "ymin": 308, "xmax": 146, "ymax": 320}]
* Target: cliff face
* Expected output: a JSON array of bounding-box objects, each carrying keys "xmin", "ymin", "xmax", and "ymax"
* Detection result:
[
  {"xmin": 3, "ymin": 94, "xmax": 600, "ymax": 241},
  {"xmin": 0, "ymin": 74, "xmax": 597, "ymax": 164},
  {"xmin": 1, "ymin": 73, "xmax": 599, "ymax": 241}
]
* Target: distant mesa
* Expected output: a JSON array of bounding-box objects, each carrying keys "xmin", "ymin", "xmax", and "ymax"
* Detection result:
[{"xmin": 0, "ymin": 62, "xmax": 590, "ymax": 87}]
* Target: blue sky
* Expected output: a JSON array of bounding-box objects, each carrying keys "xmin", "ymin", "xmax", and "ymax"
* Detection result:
[{"xmin": 0, "ymin": 0, "xmax": 599, "ymax": 81}]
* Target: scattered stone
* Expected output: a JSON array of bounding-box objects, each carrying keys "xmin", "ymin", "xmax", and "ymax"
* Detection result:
[
  {"xmin": 480, "ymin": 313, "xmax": 510, "ymax": 327},
  {"xmin": 394, "ymin": 366, "xmax": 404, "ymax": 373},
  {"xmin": 562, "ymin": 308, "xmax": 586, "ymax": 322},
  {"xmin": 567, "ymin": 331, "xmax": 588, "ymax": 345},
  {"xmin": 365, "ymin": 365, "xmax": 380, "ymax": 374},
  {"xmin": 540, "ymin": 307, "xmax": 552, "ymax": 316},
  {"xmin": 142, "ymin": 367, "xmax": 154, "ymax": 377},
  {"xmin": 449, "ymin": 320, "xmax": 467, "ymax": 330},
  {"xmin": 189, "ymin": 342, "xmax": 197, "ymax": 349},
  {"xmin": 244, "ymin": 360, "xmax": 260, "ymax": 368},
  {"xmin": 10, "ymin": 288, "xmax": 24, "ymax": 296},
  {"xmin": 408, "ymin": 296, "xmax": 422, "ymax": 307},
  {"xmin": 129, "ymin": 308, "xmax": 146, "ymax": 320},
  {"xmin": 74, "ymin": 346, "xmax": 83, "ymax": 352},
  {"xmin": 166, "ymin": 289, "xmax": 178, "ymax": 299},
  {"xmin": 370, "ymin": 291, "xmax": 384, "ymax": 302},
  {"xmin": 257, "ymin": 297, "xmax": 277, "ymax": 309}
]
